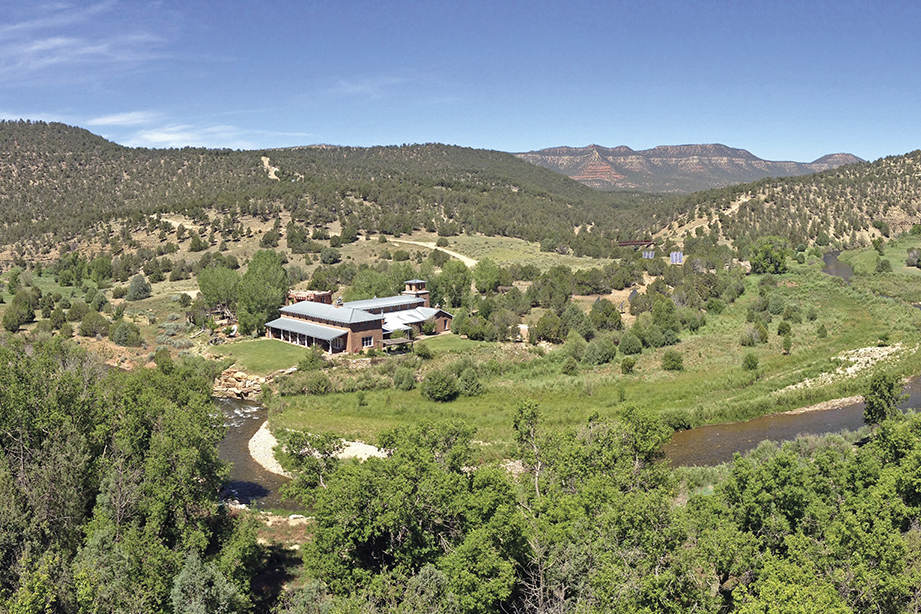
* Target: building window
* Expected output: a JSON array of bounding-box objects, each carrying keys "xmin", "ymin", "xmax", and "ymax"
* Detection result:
[
  {"xmin": 362, "ymin": 336, "xmax": 373, "ymax": 348},
  {"xmin": 332, "ymin": 337, "xmax": 343, "ymax": 350},
  {"xmin": 444, "ymin": 319, "xmax": 449, "ymax": 331}
]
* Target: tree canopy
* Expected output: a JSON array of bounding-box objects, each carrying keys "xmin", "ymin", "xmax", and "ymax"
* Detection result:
[{"xmin": 236, "ymin": 250, "xmax": 289, "ymax": 334}]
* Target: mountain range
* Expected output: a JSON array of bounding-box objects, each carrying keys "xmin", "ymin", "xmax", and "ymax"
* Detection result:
[{"xmin": 516, "ymin": 144, "xmax": 864, "ymax": 193}]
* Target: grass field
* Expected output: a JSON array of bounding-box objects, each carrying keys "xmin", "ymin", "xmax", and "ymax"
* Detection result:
[
  {"xmin": 838, "ymin": 237, "xmax": 921, "ymax": 303},
  {"xmin": 838, "ymin": 235, "xmax": 921, "ymax": 277},
  {"xmin": 209, "ymin": 338, "xmax": 312, "ymax": 374},
  {"xmin": 445, "ymin": 234, "xmax": 612, "ymax": 271}
]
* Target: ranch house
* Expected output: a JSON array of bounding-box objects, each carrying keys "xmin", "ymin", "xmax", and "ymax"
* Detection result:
[{"xmin": 264, "ymin": 280, "xmax": 452, "ymax": 354}]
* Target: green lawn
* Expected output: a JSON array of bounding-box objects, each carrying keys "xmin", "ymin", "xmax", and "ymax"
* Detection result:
[{"xmin": 210, "ymin": 338, "xmax": 311, "ymax": 374}]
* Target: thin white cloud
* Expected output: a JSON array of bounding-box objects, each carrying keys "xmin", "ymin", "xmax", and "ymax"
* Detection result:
[
  {"xmin": 325, "ymin": 75, "xmax": 417, "ymax": 101},
  {"xmin": 87, "ymin": 110, "xmax": 158, "ymax": 127},
  {"xmin": 0, "ymin": 1, "xmax": 115, "ymax": 38},
  {"xmin": 120, "ymin": 122, "xmax": 316, "ymax": 150},
  {"xmin": 123, "ymin": 124, "xmax": 259, "ymax": 150},
  {"xmin": 0, "ymin": 2, "xmax": 168, "ymax": 83}
]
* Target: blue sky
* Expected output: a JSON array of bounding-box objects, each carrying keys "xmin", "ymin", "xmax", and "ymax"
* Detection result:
[{"xmin": 1, "ymin": 0, "xmax": 918, "ymax": 162}]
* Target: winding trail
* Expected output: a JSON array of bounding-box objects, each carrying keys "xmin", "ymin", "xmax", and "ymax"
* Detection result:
[{"xmin": 391, "ymin": 240, "xmax": 478, "ymax": 267}]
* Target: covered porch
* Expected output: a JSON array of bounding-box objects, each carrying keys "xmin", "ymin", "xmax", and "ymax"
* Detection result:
[{"xmin": 264, "ymin": 317, "xmax": 347, "ymax": 354}]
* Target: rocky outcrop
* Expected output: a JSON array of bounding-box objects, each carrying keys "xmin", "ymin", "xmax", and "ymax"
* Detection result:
[
  {"xmin": 516, "ymin": 144, "xmax": 864, "ymax": 193},
  {"xmin": 214, "ymin": 368, "xmax": 265, "ymax": 399}
]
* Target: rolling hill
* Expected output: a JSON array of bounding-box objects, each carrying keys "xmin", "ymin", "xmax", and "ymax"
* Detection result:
[
  {"xmin": 667, "ymin": 149, "xmax": 921, "ymax": 248},
  {"xmin": 1, "ymin": 120, "xmax": 918, "ymax": 262},
  {"xmin": 0, "ymin": 121, "xmax": 669, "ymax": 260}
]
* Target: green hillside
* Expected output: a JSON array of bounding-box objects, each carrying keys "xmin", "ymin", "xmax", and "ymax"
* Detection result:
[
  {"xmin": 0, "ymin": 121, "xmax": 667, "ymax": 258},
  {"xmin": 673, "ymin": 151, "xmax": 921, "ymax": 248}
]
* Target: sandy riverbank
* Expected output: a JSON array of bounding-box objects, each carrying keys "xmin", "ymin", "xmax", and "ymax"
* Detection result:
[
  {"xmin": 247, "ymin": 421, "xmax": 386, "ymax": 477},
  {"xmin": 248, "ymin": 422, "xmax": 293, "ymax": 478}
]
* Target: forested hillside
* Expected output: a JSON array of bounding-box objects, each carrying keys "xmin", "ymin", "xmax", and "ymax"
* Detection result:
[
  {"xmin": 0, "ymin": 121, "xmax": 669, "ymax": 259},
  {"xmin": 3, "ymin": 121, "xmax": 918, "ymax": 260},
  {"xmin": 674, "ymin": 151, "xmax": 921, "ymax": 248}
]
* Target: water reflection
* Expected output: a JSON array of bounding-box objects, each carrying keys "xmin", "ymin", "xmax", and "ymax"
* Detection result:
[
  {"xmin": 664, "ymin": 377, "xmax": 921, "ymax": 466},
  {"xmin": 822, "ymin": 251, "xmax": 854, "ymax": 282}
]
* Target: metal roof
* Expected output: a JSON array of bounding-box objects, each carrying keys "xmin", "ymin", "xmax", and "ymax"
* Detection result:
[
  {"xmin": 265, "ymin": 317, "xmax": 348, "ymax": 341},
  {"xmin": 281, "ymin": 300, "xmax": 381, "ymax": 325},
  {"xmin": 342, "ymin": 295, "xmax": 424, "ymax": 311},
  {"xmin": 382, "ymin": 307, "xmax": 451, "ymax": 331}
]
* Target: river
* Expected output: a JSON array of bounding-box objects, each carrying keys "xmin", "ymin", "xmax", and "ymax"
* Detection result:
[
  {"xmin": 821, "ymin": 250, "xmax": 854, "ymax": 281},
  {"xmin": 663, "ymin": 376, "xmax": 921, "ymax": 466},
  {"xmin": 216, "ymin": 397, "xmax": 297, "ymax": 510}
]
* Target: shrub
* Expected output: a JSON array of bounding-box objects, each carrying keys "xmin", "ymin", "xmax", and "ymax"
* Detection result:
[
  {"xmin": 393, "ymin": 368, "xmax": 416, "ymax": 391},
  {"xmin": 91, "ymin": 293, "xmax": 108, "ymax": 313},
  {"xmin": 663, "ymin": 329, "xmax": 680, "ymax": 346},
  {"xmin": 421, "ymin": 319, "xmax": 436, "ymax": 335},
  {"xmin": 298, "ymin": 347, "xmax": 327, "ymax": 371},
  {"xmin": 421, "ymin": 369, "xmax": 458, "ymax": 402},
  {"xmin": 458, "ymin": 368, "xmax": 485, "ymax": 396},
  {"xmin": 59, "ymin": 323, "xmax": 73, "ymax": 338},
  {"xmin": 49, "ymin": 306, "xmax": 66, "ymax": 330},
  {"xmin": 436, "ymin": 237, "xmax": 449, "ymax": 247},
  {"xmin": 817, "ymin": 324, "xmax": 828, "ymax": 338},
  {"xmin": 79, "ymin": 311, "xmax": 110, "ymax": 337},
  {"xmin": 621, "ymin": 357, "xmax": 636, "ymax": 374},
  {"xmin": 414, "ymin": 343, "xmax": 433, "ymax": 359},
  {"xmin": 662, "ymin": 408, "xmax": 693, "ymax": 431},
  {"xmin": 777, "ymin": 320, "xmax": 792, "ymax": 337},
  {"xmin": 767, "ymin": 294, "xmax": 785, "ymax": 315},
  {"xmin": 561, "ymin": 356, "xmax": 579, "ymax": 376},
  {"xmin": 303, "ymin": 371, "xmax": 334, "ymax": 395},
  {"xmin": 563, "ymin": 330, "xmax": 587, "ymax": 362},
  {"xmin": 742, "ymin": 352, "xmax": 759, "ymax": 371},
  {"xmin": 705, "ymin": 297, "xmax": 725, "ymax": 314},
  {"xmin": 876, "ymin": 259, "xmax": 892, "ymax": 273},
  {"xmin": 320, "ymin": 248, "xmax": 341, "ymax": 265},
  {"xmin": 582, "ymin": 335, "xmax": 618, "ymax": 366},
  {"xmin": 619, "ymin": 332, "xmax": 643, "ymax": 355},
  {"xmin": 32, "ymin": 319, "xmax": 54, "ymax": 334},
  {"xmin": 125, "ymin": 274, "xmax": 152, "ymax": 301},
  {"xmin": 644, "ymin": 324, "xmax": 666, "ymax": 348},
  {"xmin": 662, "ymin": 349, "xmax": 684, "ymax": 371},
  {"xmin": 111, "ymin": 320, "xmax": 143, "ymax": 347},
  {"xmin": 740, "ymin": 327, "xmax": 757, "ymax": 347},
  {"xmin": 67, "ymin": 300, "xmax": 89, "ymax": 322}
]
